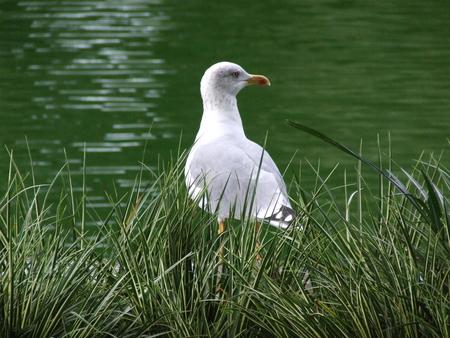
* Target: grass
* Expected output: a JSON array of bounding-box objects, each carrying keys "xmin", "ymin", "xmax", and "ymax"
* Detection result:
[{"xmin": 0, "ymin": 125, "xmax": 449, "ymax": 337}]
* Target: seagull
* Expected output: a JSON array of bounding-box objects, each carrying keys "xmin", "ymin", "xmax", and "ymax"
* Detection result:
[{"xmin": 185, "ymin": 62, "xmax": 296, "ymax": 236}]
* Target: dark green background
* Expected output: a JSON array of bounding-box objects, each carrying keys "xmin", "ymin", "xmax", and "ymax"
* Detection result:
[{"xmin": 0, "ymin": 0, "xmax": 449, "ymax": 218}]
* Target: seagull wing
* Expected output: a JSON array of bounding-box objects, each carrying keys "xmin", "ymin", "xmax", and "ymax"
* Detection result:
[
  {"xmin": 185, "ymin": 138, "xmax": 294, "ymax": 228},
  {"xmin": 243, "ymin": 140, "xmax": 290, "ymax": 199}
]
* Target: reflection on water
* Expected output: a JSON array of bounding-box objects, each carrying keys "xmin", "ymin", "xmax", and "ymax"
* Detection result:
[
  {"xmin": 0, "ymin": 0, "xmax": 173, "ymax": 217},
  {"xmin": 0, "ymin": 0, "xmax": 449, "ymax": 226}
]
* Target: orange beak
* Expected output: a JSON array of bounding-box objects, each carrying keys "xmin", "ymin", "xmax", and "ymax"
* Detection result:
[{"xmin": 246, "ymin": 74, "xmax": 271, "ymax": 86}]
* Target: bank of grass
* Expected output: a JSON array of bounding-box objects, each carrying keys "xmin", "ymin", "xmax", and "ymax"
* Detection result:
[{"xmin": 0, "ymin": 126, "xmax": 449, "ymax": 337}]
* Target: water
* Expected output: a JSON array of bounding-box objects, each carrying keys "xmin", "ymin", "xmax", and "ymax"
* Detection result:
[{"xmin": 1, "ymin": 0, "xmax": 449, "ymax": 217}]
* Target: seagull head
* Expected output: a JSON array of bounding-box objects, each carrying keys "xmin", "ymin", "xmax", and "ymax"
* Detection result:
[{"xmin": 200, "ymin": 62, "xmax": 270, "ymax": 101}]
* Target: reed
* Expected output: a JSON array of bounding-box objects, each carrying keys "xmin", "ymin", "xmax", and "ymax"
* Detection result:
[{"xmin": 0, "ymin": 125, "xmax": 448, "ymax": 337}]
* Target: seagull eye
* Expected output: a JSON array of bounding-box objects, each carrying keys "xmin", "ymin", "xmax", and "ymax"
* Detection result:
[{"xmin": 231, "ymin": 71, "xmax": 240, "ymax": 78}]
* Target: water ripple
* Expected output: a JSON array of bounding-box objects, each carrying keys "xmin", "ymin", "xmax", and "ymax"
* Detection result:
[{"xmin": 1, "ymin": 0, "xmax": 172, "ymax": 214}]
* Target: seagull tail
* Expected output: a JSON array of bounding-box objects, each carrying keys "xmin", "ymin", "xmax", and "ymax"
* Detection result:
[{"xmin": 265, "ymin": 205, "xmax": 303, "ymax": 229}]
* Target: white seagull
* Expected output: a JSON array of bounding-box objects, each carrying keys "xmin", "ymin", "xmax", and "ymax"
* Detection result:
[{"xmin": 185, "ymin": 62, "xmax": 295, "ymax": 235}]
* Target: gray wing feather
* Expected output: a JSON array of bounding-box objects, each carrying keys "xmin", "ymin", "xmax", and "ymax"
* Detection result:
[
  {"xmin": 185, "ymin": 138, "xmax": 292, "ymax": 225},
  {"xmin": 242, "ymin": 140, "xmax": 289, "ymax": 197}
]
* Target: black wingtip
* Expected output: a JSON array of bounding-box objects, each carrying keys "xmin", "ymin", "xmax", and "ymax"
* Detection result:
[{"xmin": 265, "ymin": 205, "xmax": 301, "ymax": 229}]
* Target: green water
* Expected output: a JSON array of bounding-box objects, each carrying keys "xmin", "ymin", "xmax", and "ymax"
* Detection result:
[{"xmin": 1, "ymin": 0, "xmax": 449, "ymax": 217}]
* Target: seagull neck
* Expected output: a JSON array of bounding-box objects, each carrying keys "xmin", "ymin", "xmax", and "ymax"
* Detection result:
[{"xmin": 197, "ymin": 93, "xmax": 245, "ymax": 139}]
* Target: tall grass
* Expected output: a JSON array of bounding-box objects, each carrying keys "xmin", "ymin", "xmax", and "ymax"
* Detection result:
[{"xmin": 0, "ymin": 126, "xmax": 448, "ymax": 337}]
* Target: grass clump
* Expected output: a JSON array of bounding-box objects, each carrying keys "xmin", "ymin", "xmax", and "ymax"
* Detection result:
[{"xmin": 0, "ymin": 126, "xmax": 449, "ymax": 337}]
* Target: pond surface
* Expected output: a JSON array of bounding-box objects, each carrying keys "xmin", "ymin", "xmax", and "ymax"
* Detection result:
[{"xmin": 0, "ymin": 0, "xmax": 449, "ymax": 219}]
